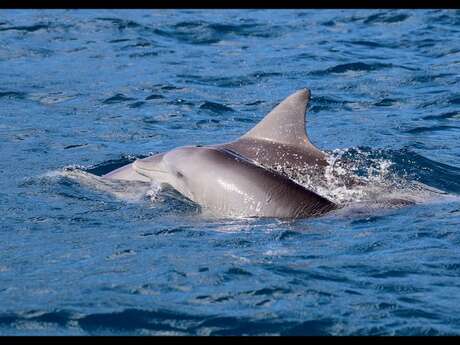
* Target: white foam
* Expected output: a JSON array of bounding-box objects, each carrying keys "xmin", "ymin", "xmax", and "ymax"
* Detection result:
[
  {"xmin": 270, "ymin": 147, "xmax": 450, "ymax": 208},
  {"xmin": 49, "ymin": 167, "xmax": 157, "ymax": 203}
]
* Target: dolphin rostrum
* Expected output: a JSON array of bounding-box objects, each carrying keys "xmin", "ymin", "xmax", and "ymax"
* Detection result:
[{"xmin": 103, "ymin": 88, "xmax": 337, "ymax": 218}]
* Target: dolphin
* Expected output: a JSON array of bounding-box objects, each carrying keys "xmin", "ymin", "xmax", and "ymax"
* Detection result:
[{"xmin": 102, "ymin": 88, "xmax": 337, "ymax": 218}]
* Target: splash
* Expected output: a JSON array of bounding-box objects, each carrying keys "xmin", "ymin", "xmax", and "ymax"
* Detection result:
[
  {"xmin": 50, "ymin": 146, "xmax": 454, "ymax": 215},
  {"xmin": 47, "ymin": 166, "xmax": 155, "ymax": 203},
  {"xmin": 270, "ymin": 147, "xmax": 449, "ymax": 208}
]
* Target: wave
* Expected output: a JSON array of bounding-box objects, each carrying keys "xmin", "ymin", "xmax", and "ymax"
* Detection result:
[
  {"xmin": 270, "ymin": 147, "xmax": 458, "ymax": 207},
  {"xmin": 0, "ymin": 308, "xmax": 334, "ymax": 335},
  {"xmin": 0, "ymin": 307, "xmax": 451, "ymax": 335},
  {"xmin": 36, "ymin": 161, "xmax": 201, "ymax": 216}
]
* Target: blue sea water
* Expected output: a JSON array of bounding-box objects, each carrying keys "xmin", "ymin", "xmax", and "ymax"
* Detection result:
[{"xmin": 1, "ymin": 9, "xmax": 460, "ymax": 335}]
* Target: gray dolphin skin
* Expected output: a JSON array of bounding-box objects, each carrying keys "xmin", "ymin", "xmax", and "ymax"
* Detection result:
[{"xmin": 103, "ymin": 88, "xmax": 337, "ymax": 218}]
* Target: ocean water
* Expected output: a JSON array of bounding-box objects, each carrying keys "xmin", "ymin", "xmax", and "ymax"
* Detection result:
[{"xmin": 1, "ymin": 9, "xmax": 460, "ymax": 335}]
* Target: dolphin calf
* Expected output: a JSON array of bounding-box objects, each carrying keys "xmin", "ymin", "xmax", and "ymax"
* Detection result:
[
  {"xmin": 103, "ymin": 88, "xmax": 337, "ymax": 218},
  {"xmin": 131, "ymin": 146, "xmax": 335, "ymax": 218}
]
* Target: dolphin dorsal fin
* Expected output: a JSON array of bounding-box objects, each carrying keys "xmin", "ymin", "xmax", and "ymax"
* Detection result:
[{"xmin": 241, "ymin": 88, "xmax": 315, "ymax": 148}]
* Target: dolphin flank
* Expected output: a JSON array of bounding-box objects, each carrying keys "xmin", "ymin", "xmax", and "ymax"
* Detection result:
[{"xmin": 103, "ymin": 88, "xmax": 337, "ymax": 218}]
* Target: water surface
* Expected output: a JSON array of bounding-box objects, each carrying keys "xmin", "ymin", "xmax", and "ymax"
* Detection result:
[{"xmin": 1, "ymin": 9, "xmax": 460, "ymax": 335}]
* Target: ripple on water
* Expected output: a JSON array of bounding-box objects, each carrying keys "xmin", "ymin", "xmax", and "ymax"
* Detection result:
[{"xmin": 1, "ymin": 9, "xmax": 460, "ymax": 336}]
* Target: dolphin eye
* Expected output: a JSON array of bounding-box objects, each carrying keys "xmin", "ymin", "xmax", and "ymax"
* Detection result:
[{"xmin": 176, "ymin": 171, "xmax": 184, "ymax": 178}]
